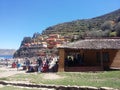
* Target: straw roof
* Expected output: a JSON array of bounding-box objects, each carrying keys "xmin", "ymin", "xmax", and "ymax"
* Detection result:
[{"xmin": 59, "ymin": 38, "xmax": 120, "ymax": 49}]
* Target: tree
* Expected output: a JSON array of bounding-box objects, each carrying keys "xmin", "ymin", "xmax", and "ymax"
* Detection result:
[
  {"xmin": 115, "ymin": 16, "xmax": 120, "ymax": 23},
  {"xmin": 109, "ymin": 31, "xmax": 117, "ymax": 37},
  {"xmin": 101, "ymin": 21, "xmax": 114, "ymax": 31},
  {"xmin": 114, "ymin": 22, "xmax": 120, "ymax": 36}
]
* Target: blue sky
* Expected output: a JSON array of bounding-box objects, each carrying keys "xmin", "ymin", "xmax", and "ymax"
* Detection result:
[{"xmin": 0, "ymin": 0, "xmax": 120, "ymax": 49}]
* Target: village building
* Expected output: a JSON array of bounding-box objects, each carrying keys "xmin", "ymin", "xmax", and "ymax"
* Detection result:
[
  {"xmin": 58, "ymin": 38, "xmax": 120, "ymax": 72},
  {"xmin": 49, "ymin": 34, "xmax": 60, "ymax": 38},
  {"xmin": 14, "ymin": 33, "xmax": 71, "ymax": 58},
  {"xmin": 46, "ymin": 34, "xmax": 66, "ymax": 49}
]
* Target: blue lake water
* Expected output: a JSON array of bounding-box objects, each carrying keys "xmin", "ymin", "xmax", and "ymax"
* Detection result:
[{"xmin": 0, "ymin": 55, "xmax": 13, "ymax": 59}]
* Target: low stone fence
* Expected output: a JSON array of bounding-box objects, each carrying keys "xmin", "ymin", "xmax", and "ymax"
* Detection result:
[{"xmin": 0, "ymin": 81, "xmax": 118, "ymax": 90}]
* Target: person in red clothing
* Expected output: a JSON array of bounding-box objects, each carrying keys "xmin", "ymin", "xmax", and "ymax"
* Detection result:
[{"xmin": 41, "ymin": 59, "xmax": 48, "ymax": 72}]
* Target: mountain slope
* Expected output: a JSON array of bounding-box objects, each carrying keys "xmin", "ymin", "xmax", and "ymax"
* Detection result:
[{"xmin": 42, "ymin": 9, "xmax": 120, "ymax": 36}]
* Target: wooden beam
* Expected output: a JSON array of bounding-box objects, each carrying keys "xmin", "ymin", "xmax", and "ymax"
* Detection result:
[
  {"xmin": 58, "ymin": 48, "xmax": 66, "ymax": 72},
  {"xmin": 100, "ymin": 50, "xmax": 103, "ymax": 69}
]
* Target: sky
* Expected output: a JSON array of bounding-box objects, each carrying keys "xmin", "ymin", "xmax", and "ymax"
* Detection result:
[{"xmin": 0, "ymin": 0, "xmax": 120, "ymax": 49}]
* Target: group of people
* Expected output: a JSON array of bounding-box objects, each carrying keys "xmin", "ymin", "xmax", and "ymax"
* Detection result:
[
  {"xmin": 65, "ymin": 54, "xmax": 84, "ymax": 67},
  {"xmin": 24, "ymin": 55, "xmax": 59, "ymax": 73}
]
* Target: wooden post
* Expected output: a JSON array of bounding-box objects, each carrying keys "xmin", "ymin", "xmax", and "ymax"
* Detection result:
[
  {"xmin": 58, "ymin": 48, "xmax": 66, "ymax": 72},
  {"xmin": 100, "ymin": 50, "xmax": 103, "ymax": 69}
]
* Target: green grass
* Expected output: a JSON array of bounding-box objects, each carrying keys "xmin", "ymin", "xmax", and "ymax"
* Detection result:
[
  {"xmin": 0, "ymin": 86, "xmax": 40, "ymax": 90},
  {"xmin": 4, "ymin": 71, "xmax": 120, "ymax": 89},
  {"xmin": 0, "ymin": 77, "xmax": 8, "ymax": 80}
]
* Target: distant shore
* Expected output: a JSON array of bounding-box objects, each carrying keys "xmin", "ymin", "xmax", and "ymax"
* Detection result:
[{"xmin": 0, "ymin": 55, "xmax": 13, "ymax": 60}]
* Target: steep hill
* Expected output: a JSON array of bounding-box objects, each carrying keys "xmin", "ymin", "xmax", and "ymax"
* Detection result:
[{"xmin": 42, "ymin": 9, "xmax": 120, "ymax": 37}]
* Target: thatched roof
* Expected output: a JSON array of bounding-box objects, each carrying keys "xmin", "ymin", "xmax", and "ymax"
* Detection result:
[{"xmin": 59, "ymin": 38, "xmax": 120, "ymax": 49}]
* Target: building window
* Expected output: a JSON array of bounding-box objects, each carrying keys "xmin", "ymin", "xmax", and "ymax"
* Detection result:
[{"xmin": 103, "ymin": 52, "xmax": 110, "ymax": 62}]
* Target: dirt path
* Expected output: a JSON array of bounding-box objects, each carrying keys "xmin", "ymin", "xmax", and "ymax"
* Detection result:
[
  {"xmin": 43, "ymin": 73, "xmax": 63, "ymax": 80},
  {"xmin": 0, "ymin": 67, "xmax": 25, "ymax": 78},
  {"xmin": 0, "ymin": 67, "xmax": 63, "ymax": 80},
  {"xmin": 0, "ymin": 67, "xmax": 57, "ymax": 90}
]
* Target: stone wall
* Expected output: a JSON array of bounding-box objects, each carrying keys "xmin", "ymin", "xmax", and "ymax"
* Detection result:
[{"xmin": 0, "ymin": 81, "xmax": 117, "ymax": 90}]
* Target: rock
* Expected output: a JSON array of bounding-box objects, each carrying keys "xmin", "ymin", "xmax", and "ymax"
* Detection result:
[{"xmin": 100, "ymin": 87, "xmax": 117, "ymax": 90}]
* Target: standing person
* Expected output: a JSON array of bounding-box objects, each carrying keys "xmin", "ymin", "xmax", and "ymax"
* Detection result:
[
  {"xmin": 37, "ymin": 56, "xmax": 42, "ymax": 73},
  {"xmin": 49, "ymin": 56, "xmax": 58, "ymax": 72},
  {"xmin": 42, "ymin": 58, "xmax": 49, "ymax": 72},
  {"xmin": 5, "ymin": 59, "xmax": 8, "ymax": 67},
  {"xmin": 25, "ymin": 58, "xmax": 30, "ymax": 71},
  {"xmin": 16, "ymin": 59, "xmax": 19, "ymax": 71}
]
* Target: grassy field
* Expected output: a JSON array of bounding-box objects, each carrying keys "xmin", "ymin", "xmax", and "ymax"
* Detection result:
[
  {"xmin": 1, "ymin": 71, "xmax": 119, "ymax": 89},
  {"xmin": 0, "ymin": 86, "xmax": 42, "ymax": 90}
]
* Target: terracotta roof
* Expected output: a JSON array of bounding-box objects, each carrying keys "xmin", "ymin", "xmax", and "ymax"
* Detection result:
[{"xmin": 59, "ymin": 38, "xmax": 120, "ymax": 49}]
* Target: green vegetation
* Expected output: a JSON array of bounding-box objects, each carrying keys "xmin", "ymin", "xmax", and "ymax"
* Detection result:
[
  {"xmin": 0, "ymin": 77, "xmax": 8, "ymax": 80},
  {"xmin": 0, "ymin": 86, "xmax": 39, "ymax": 90},
  {"xmin": 42, "ymin": 9, "xmax": 120, "ymax": 38},
  {"xmin": 5, "ymin": 71, "xmax": 120, "ymax": 89},
  {"xmin": 109, "ymin": 31, "xmax": 117, "ymax": 37}
]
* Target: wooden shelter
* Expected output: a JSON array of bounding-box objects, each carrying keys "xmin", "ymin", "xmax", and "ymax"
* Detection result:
[{"xmin": 58, "ymin": 38, "xmax": 120, "ymax": 72}]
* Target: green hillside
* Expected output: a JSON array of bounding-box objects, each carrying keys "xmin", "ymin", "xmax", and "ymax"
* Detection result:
[{"xmin": 42, "ymin": 9, "xmax": 120, "ymax": 38}]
